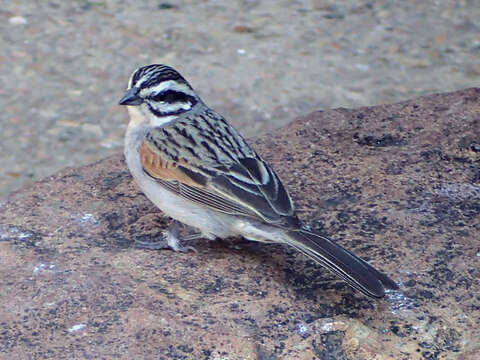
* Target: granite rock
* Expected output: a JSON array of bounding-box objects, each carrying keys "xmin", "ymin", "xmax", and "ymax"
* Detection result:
[{"xmin": 1, "ymin": 89, "xmax": 479, "ymax": 359}]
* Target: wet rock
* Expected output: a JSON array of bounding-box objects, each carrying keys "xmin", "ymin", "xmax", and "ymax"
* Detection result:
[{"xmin": 0, "ymin": 89, "xmax": 479, "ymax": 358}]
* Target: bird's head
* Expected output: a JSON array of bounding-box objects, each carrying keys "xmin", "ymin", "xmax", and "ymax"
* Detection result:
[{"xmin": 119, "ymin": 64, "xmax": 200, "ymax": 126}]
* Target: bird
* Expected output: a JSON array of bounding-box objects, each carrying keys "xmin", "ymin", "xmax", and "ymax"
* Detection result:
[{"xmin": 118, "ymin": 64, "xmax": 398, "ymax": 298}]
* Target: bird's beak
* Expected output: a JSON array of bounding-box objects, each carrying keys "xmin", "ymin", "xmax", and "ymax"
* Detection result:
[{"xmin": 118, "ymin": 87, "xmax": 143, "ymax": 106}]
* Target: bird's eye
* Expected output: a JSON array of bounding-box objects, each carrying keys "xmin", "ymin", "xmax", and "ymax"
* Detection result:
[{"xmin": 149, "ymin": 90, "xmax": 189, "ymax": 103}]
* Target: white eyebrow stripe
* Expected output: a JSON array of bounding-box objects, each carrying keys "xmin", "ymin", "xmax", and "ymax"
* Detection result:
[
  {"xmin": 127, "ymin": 72, "xmax": 135, "ymax": 89},
  {"xmin": 140, "ymin": 80, "xmax": 196, "ymax": 97}
]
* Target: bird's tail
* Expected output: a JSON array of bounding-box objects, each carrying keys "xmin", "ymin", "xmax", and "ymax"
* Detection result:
[{"xmin": 284, "ymin": 229, "xmax": 398, "ymax": 298}]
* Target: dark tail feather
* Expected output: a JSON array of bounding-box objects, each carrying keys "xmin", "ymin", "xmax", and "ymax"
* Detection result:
[{"xmin": 286, "ymin": 229, "xmax": 398, "ymax": 298}]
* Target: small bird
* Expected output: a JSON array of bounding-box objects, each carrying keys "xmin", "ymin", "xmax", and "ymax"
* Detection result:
[{"xmin": 119, "ymin": 64, "xmax": 398, "ymax": 298}]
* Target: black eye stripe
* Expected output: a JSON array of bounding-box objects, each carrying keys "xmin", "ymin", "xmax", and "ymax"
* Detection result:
[
  {"xmin": 149, "ymin": 90, "xmax": 194, "ymax": 104},
  {"xmin": 146, "ymin": 90, "xmax": 198, "ymax": 117}
]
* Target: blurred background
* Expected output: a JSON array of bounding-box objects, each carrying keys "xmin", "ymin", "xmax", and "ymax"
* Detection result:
[{"xmin": 1, "ymin": 0, "xmax": 479, "ymax": 198}]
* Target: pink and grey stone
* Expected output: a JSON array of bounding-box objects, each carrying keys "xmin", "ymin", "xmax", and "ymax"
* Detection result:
[{"xmin": 0, "ymin": 89, "xmax": 479, "ymax": 359}]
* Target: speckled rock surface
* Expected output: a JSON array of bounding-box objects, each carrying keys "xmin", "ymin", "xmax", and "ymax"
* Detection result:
[{"xmin": 1, "ymin": 89, "xmax": 479, "ymax": 359}]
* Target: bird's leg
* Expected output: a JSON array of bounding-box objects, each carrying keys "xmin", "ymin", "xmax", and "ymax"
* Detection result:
[
  {"xmin": 134, "ymin": 220, "xmax": 200, "ymax": 252},
  {"xmin": 163, "ymin": 221, "xmax": 200, "ymax": 252}
]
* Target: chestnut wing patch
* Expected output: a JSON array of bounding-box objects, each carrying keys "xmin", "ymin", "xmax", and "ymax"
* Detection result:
[{"xmin": 140, "ymin": 141, "xmax": 206, "ymax": 187}]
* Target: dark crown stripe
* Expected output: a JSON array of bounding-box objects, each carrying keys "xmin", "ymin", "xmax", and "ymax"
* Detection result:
[{"xmin": 132, "ymin": 64, "xmax": 189, "ymax": 88}]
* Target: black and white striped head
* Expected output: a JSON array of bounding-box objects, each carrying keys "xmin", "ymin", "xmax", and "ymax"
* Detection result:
[{"xmin": 119, "ymin": 64, "xmax": 200, "ymax": 124}]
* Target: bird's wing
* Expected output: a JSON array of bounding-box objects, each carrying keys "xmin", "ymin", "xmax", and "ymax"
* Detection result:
[{"xmin": 139, "ymin": 137, "xmax": 296, "ymax": 226}]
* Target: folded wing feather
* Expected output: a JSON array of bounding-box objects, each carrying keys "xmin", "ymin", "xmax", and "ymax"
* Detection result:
[{"xmin": 139, "ymin": 138, "xmax": 296, "ymax": 226}]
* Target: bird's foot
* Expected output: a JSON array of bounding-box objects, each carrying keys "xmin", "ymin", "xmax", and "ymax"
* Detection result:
[{"xmin": 134, "ymin": 220, "xmax": 200, "ymax": 252}]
